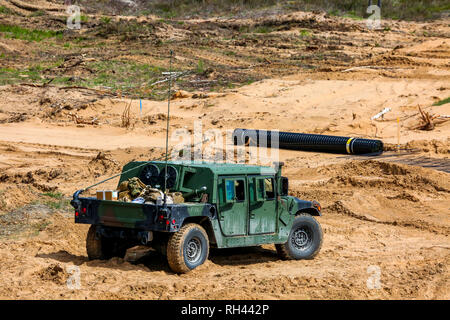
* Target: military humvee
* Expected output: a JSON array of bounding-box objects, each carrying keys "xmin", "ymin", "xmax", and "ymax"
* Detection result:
[{"xmin": 71, "ymin": 161, "xmax": 323, "ymax": 273}]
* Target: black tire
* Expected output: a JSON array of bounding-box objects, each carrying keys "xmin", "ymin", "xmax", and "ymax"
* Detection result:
[
  {"xmin": 166, "ymin": 223, "xmax": 209, "ymax": 273},
  {"xmin": 86, "ymin": 225, "xmax": 127, "ymax": 260},
  {"xmin": 276, "ymin": 213, "xmax": 323, "ymax": 260}
]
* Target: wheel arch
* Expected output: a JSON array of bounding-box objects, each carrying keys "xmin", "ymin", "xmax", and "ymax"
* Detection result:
[
  {"xmin": 181, "ymin": 216, "xmax": 217, "ymax": 247},
  {"xmin": 296, "ymin": 208, "xmax": 321, "ymax": 217}
]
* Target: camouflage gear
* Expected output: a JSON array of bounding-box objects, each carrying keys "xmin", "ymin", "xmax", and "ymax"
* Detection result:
[
  {"xmin": 116, "ymin": 177, "xmax": 184, "ymax": 204},
  {"xmin": 170, "ymin": 192, "xmax": 184, "ymax": 204},
  {"xmin": 118, "ymin": 177, "xmax": 143, "ymax": 202},
  {"xmin": 140, "ymin": 187, "xmax": 163, "ymax": 203},
  {"xmin": 118, "ymin": 191, "xmax": 131, "ymax": 202},
  {"xmin": 118, "ymin": 181, "xmax": 129, "ymax": 192},
  {"xmin": 128, "ymin": 177, "xmax": 146, "ymax": 198}
]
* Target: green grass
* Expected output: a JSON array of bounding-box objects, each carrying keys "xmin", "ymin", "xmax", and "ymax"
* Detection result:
[
  {"xmin": 42, "ymin": 192, "xmax": 64, "ymax": 199},
  {"xmin": 0, "ymin": 67, "xmax": 43, "ymax": 85},
  {"xmin": 253, "ymin": 26, "xmax": 273, "ymax": 34},
  {"xmin": 100, "ymin": 16, "xmax": 111, "ymax": 24},
  {"xmin": 224, "ymin": 50, "xmax": 237, "ymax": 56},
  {"xmin": 52, "ymin": 60, "xmax": 168, "ymax": 99},
  {"xmin": 299, "ymin": 29, "xmax": 311, "ymax": 37},
  {"xmin": 196, "ymin": 59, "xmax": 205, "ymax": 74},
  {"xmin": 45, "ymin": 199, "xmax": 70, "ymax": 210},
  {"xmin": 0, "ymin": 24, "xmax": 63, "ymax": 42},
  {"xmin": 433, "ymin": 97, "xmax": 450, "ymax": 106},
  {"xmin": 30, "ymin": 10, "xmax": 46, "ymax": 17},
  {"xmin": 0, "ymin": 5, "xmax": 12, "ymax": 14},
  {"xmin": 0, "ymin": 58, "xmax": 63, "ymax": 85},
  {"xmin": 238, "ymin": 25, "xmax": 275, "ymax": 34},
  {"xmin": 0, "ymin": 58, "xmax": 171, "ymax": 98},
  {"xmin": 40, "ymin": 192, "xmax": 70, "ymax": 210}
]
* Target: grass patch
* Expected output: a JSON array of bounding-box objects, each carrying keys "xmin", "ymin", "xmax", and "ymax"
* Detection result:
[
  {"xmin": 51, "ymin": 60, "xmax": 169, "ymax": 99},
  {"xmin": 196, "ymin": 59, "xmax": 205, "ymax": 74},
  {"xmin": 223, "ymin": 50, "xmax": 237, "ymax": 56},
  {"xmin": 42, "ymin": 192, "xmax": 64, "ymax": 199},
  {"xmin": 433, "ymin": 97, "xmax": 450, "ymax": 106},
  {"xmin": 41, "ymin": 192, "xmax": 70, "ymax": 210},
  {"xmin": 30, "ymin": 10, "xmax": 46, "ymax": 17},
  {"xmin": 239, "ymin": 25, "xmax": 275, "ymax": 34},
  {"xmin": 100, "ymin": 16, "xmax": 111, "ymax": 24},
  {"xmin": 0, "ymin": 24, "xmax": 62, "ymax": 42},
  {"xmin": 44, "ymin": 199, "xmax": 70, "ymax": 210},
  {"xmin": 299, "ymin": 29, "xmax": 311, "ymax": 37},
  {"xmin": 0, "ymin": 58, "xmax": 64, "ymax": 85},
  {"xmin": 0, "ymin": 67, "xmax": 43, "ymax": 85},
  {"xmin": 253, "ymin": 25, "xmax": 273, "ymax": 34},
  {"xmin": 0, "ymin": 5, "xmax": 12, "ymax": 14}
]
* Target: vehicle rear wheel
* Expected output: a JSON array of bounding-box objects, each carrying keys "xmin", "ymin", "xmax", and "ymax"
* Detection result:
[
  {"xmin": 276, "ymin": 213, "xmax": 323, "ymax": 260},
  {"xmin": 86, "ymin": 225, "xmax": 127, "ymax": 260},
  {"xmin": 166, "ymin": 223, "xmax": 209, "ymax": 273}
]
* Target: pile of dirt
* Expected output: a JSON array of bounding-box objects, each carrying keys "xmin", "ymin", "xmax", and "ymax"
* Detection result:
[
  {"xmin": 88, "ymin": 151, "xmax": 120, "ymax": 177},
  {"xmin": 405, "ymin": 139, "xmax": 449, "ymax": 154},
  {"xmin": 315, "ymin": 160, "xmax": 450, "ymax": 193},
  {"xmin": 35, "ymin": 263, "xmax": 68, "ymax": 285}
]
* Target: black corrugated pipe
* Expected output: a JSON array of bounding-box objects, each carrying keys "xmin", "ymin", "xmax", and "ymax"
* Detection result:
[{"xmin": 232, "ymin": 129, "xmax": 383, "ymax": 155}]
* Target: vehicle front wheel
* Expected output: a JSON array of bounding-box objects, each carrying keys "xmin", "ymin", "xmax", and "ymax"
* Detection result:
[
  {"xmin": 276, "ymin": 213, "xmax": 323, "ymax": 260},
  {"xmin": 166, "ymin": 223, "xmax": 209, "ymax": 273}
]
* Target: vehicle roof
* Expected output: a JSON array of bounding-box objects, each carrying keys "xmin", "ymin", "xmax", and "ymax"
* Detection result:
[{"xmin": 151, "ymin": 160, "xmax": 277, "ymax": 175}]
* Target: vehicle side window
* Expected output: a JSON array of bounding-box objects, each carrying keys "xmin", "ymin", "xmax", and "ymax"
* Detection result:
[
  {"xmin": 225, "ymin": 180, "xmax": 235, "ymax": 202},
  {"xmin": 256, "ymin": 178, "xmax": 265, "ymax": 201},
  {"xmin": 235, "ymin": 180, "xmax": 245, "ymax": 201},
  {"xmin": 265, "ymin": 178, "xmax": 275, "ymax": 199}
]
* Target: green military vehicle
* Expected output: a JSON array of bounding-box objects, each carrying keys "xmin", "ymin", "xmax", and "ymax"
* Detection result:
[{"xmin": 71, "ymin": 161, "xmax": 323, "ymax": 273}]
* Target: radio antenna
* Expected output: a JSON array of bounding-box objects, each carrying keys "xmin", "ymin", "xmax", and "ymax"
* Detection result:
[{"xmin": 163, "ymin": 50, "xmax": 173, "ymax": 206}]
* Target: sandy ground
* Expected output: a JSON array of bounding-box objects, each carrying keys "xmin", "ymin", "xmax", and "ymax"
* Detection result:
[{"xmin": 0, "ymin": 1, "xmax": 449, "ymax": 299}]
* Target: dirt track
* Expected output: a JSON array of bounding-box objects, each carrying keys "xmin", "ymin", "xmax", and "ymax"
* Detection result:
[{"xmin": 0, "ymin": 1, "xmax": 449, "ymax": 299}]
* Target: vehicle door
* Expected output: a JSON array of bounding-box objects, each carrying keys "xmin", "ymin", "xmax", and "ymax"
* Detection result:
[
  {"xmin": 248, "ymin": 176, "xmax": 277, "ymax": 234},
  {"xmin": 217, "ymin": 176, "xmax": 248, "ymax": 236}
]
